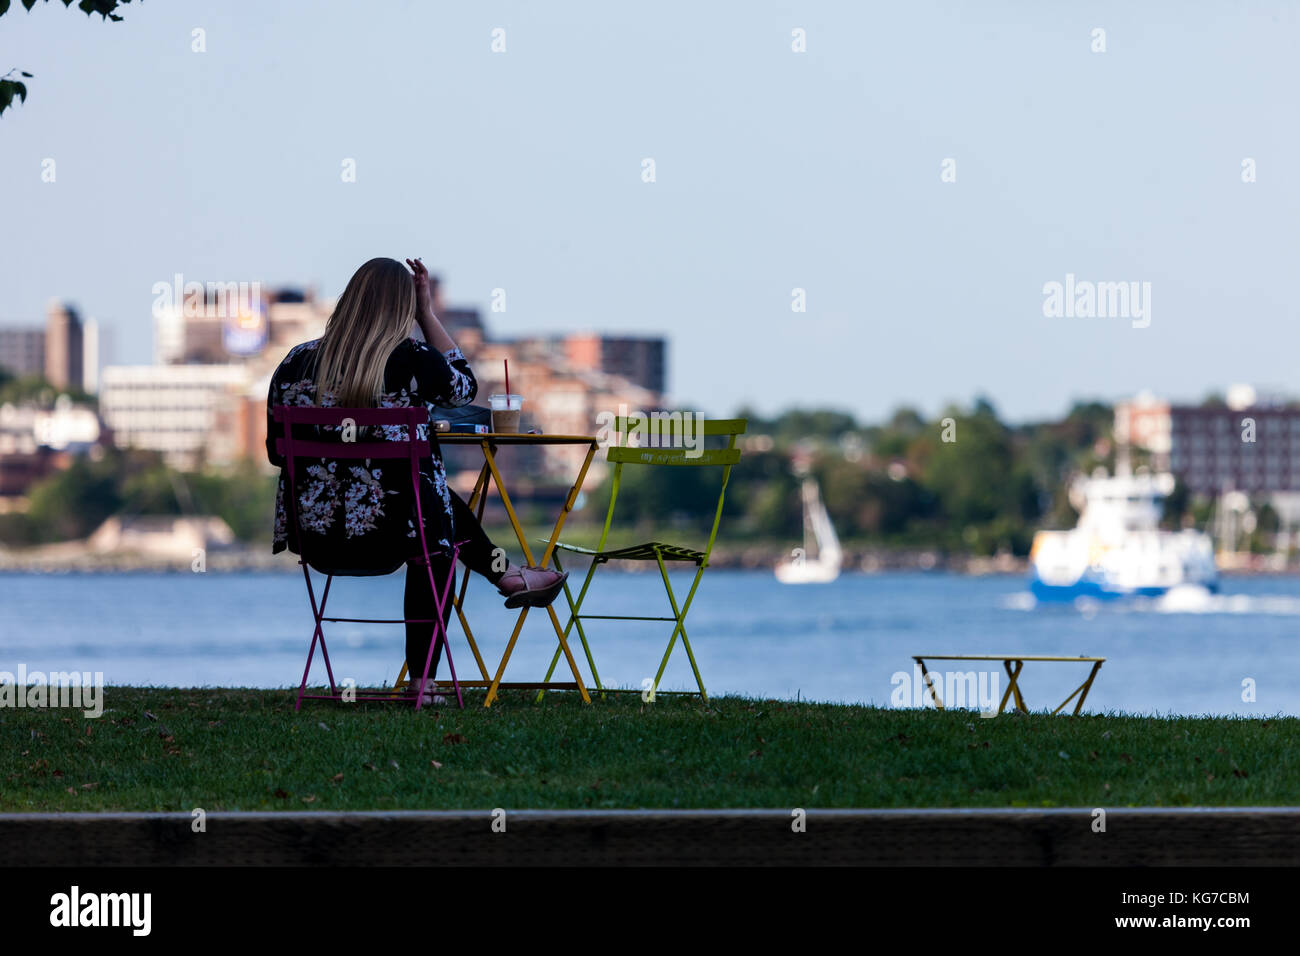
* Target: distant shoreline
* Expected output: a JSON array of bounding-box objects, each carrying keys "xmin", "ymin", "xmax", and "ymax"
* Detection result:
[{"xmin": 0, "ymin": 545, "xmax": 1293, "ymax": 576}]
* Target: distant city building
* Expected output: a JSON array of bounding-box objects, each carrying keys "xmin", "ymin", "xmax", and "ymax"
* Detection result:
[
  {"xmin": 426, "ymin": 277, "xmax": 484, "ymax": 339},
  {"xmin": 82, "ymin": 318, "xmax": 102, "ymax": 394},
  {"xmin": 561, "ymin": 334, "xmax": 666, "ymax": 395},
  {"xmin": 398, "ymin": 286, "xmax": 668, "ymax": 483},
  {"xmin": 406, "ymin": 280, "xmax": 485, "ymax": 354},
  {"xmin": 0, "ymin": 327, "xmax": 45, "ymax": 379},
  {"xmin": 0, "ymin": 308, "xmax": 103, "ymax": 500},
  {"xmin": 107, "ymin": 276, "xmax": 669, "ymax": 483},
  {"xmin": 153, "ymin": 305, "xmax": 185, "ymax": 365},
  {"xmin": 0, "ymin": 404, "xmax": 53, "ymax": 497},
  {"xmin": 1117, "ymin": 387, "xmax": 1300, "ymax": 494},
  {"xmin": 0, "ymin": 397, "xmax": 102, "ymax": 497},
  {"xmin": 99, "ymin": 364, "xmax": 250, "ymax": 468},
  {"xmin": 459, "ymin": 336, "xmax": 663, "ymax": 485},
  {"xmin": 1114, "ymin": 393, "xmax": 1173, "ymax": 465},
  {"xmin": 153, "ymin": 286, "xmax": 331, "ymax": 368},
  {"xmin": 1168, "ymin": 406, "xmax": 1300, "ymax": 495},
  {"xmin": 44, "ymin": 301, "xmax": 84, "ymax": 391},
  {"xmin": 32, "ymin": 396, "xmax": 101, "ymax": 451},
  {"xmin": 208, "ymin": 386, "xmax": 267, "ymax": 468},
  {"xmin": 493, "ymin": 332, "xmax": 666, "ymax": 396},
  {"xmin": 0, "ymin": 307, "xmax": 97, "ymax": 390}
]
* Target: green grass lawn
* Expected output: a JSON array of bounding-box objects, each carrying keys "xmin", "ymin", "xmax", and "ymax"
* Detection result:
[{"xmin": 1, "ymin": 687, "xmax": 1295, "ymax": 811}]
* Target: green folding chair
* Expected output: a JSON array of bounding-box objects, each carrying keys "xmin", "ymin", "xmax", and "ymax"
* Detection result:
[{"xmin": 540, "ymin": 415, "xmax": 747, "ymax": 701}]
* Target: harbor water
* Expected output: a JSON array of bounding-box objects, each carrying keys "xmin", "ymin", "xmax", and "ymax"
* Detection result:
[{"xmin": 1, "ymin": 570, "xmax": 1297, "ymax": 716}]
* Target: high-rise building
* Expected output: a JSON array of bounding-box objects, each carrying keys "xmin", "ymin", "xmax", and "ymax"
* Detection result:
[
  {"xmin": 0, "ymin": 311, "xmax": 99, "ymax": 391},
  {"xmin": 561, "ymin": 334, "xmax": 666, "ymax": 395},
  {"xmin": 0, "ymin": 327, "xmax": 45, "ymax": 378},
  {"xmin": 153, "ymin": 306, "xmax": 186, "ymax": 365},
  {"xmin": 1117, "ymin": 387, "xmax": 1300, "ymax": 494},
  {"xmin": 44, "ymin": 301, "xmax": 84, "ymax": 391},
  {"xmin": 82, "ymin": 319, "xmax": 101, "ymax": 394}
]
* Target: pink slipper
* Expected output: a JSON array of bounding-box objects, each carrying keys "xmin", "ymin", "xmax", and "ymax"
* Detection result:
[{"xmin": 496, "ymin": 565, "xmax": 569, "ymax": 609}]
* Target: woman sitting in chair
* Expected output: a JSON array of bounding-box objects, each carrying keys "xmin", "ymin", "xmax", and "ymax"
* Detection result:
[{"xmin": 265, "ymin": 256, "xmax": 567, "ymax": 700}]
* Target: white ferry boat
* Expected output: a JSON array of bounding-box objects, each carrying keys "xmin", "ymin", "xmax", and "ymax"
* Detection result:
[{"xmin": 1029, "ymin": 469, "xmax": 1217, "ymax": 601}]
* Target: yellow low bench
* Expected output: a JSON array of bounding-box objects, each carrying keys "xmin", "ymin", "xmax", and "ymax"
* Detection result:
[{"xmin": 911, "ymin": 654, "xmax": 1105, "ymax": 716}]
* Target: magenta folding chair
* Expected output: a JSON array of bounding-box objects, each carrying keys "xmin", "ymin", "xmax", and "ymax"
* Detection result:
[{"xmin": 273, "ymin": 405, "xmax": 464, "ymax": 711}]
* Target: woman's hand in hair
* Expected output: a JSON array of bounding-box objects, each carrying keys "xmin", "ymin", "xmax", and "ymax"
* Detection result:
[
  {"xmin": 405, "ymin": 257, "xmax": 435, "ymax": 320},
  {"xmin": 405, "ymin": 257, "xmax": 459, "ymax": 353}
]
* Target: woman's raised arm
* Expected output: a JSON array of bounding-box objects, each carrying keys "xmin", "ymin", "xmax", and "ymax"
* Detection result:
[
  {"xmin": 404, "ymin": 258, "xmax": 476, "ymax": 406},
  {"xmin": 406, "ymin": 257, "xmax": 458, "ymax": 352}
]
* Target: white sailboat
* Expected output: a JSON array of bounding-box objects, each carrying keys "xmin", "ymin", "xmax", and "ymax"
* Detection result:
[{"xmin": 775, "ymin": 478, "xmax": 843, "ymax": 584}]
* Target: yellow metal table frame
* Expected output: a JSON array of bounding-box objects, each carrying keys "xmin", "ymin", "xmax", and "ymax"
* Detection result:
[
  {"xmin": 395, "ymin": 433, "xmax": 599, "ymax": 707},
  {"xmin": 911, "ymin": 654, "xmax": 1105, "ymax": 716}
]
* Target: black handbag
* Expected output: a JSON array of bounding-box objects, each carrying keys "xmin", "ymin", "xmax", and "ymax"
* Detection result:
[{"xmin": 432, "ymin": 403, "xmax": 492, "ymax": 432}]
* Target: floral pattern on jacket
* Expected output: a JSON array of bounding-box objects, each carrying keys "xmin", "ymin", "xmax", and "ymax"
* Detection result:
[{"xmin": 266, "ymin": 336, "xmax": 477, "ymax": 571}]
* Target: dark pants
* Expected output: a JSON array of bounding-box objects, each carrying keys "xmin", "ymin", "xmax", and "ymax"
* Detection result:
[{"xmin": 404, "ymin": 490, "xmax": 505, "ymax": 684}]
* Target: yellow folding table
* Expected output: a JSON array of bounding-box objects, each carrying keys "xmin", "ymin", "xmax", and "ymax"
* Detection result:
[
  {"xmin": 911, "ymin": 654, "xmax": 1105, "ymax": 715},
  {"xmin": 395, "ymin": 433, "xmax": 600, "ymax": 707}
]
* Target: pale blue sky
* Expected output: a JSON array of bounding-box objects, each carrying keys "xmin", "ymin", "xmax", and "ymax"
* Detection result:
[{"xmin": 2, "ymin": 1, "xmax": 1297, "ymax": 421}]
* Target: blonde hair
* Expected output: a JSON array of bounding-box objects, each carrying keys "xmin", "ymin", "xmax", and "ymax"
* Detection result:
[{"xmin": 312, "ymin": 257, "xmax": 415, "ymax": 407}]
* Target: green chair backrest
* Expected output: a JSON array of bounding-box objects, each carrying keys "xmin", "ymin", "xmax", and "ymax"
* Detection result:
[{"xmin": 595, "ymin": 415, "xmax": 748, "ymax": 561}]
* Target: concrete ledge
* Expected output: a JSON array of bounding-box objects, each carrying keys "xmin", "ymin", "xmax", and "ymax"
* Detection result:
[{"xmin": 3, "ymin": 808, "xmax": 1299, "ymax": 866}]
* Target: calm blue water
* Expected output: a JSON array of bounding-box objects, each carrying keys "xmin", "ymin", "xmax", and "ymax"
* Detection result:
[{"xmin": 1, "ymin": 569, "xmax": 1298, "ymax": 716}]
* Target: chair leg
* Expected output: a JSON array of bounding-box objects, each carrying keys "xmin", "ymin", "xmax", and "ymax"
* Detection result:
[
  {"xmin": 651, "ymin": 555, "xmax": 708, "ymax": 701},
  {"xmin": 672, "ymin": 566, "xmax": 710, "ymax": 700},
  {"xmin": 563, "ymin": 555, "xmax": 603, "ymax": 693},
  {"xmin": 544, "ymin": 601, "xmax": 591, "ymax": 704},
  {"xmin": 540, "ymin": 552, "xmax": 603, "ymax": 699},
  {"xmin": 296, "ymin": 566, "xmax": 316, "ymax": 712},
  {"xmin": 450, "ymin": 576, "xmax": 491, "ymax": 682},
  {"xmin": 297, "ymin": 566, "xmax": 337, "ymax": 710},
  {"xmin": 317, "ymin": 575, "xmax": 336, "ymax": 692},
  {"xmin": 414, "ymin": 547, "xmax": 465, "ymax": 711},
  {"xmin": 295, "ymin": 633, "xmax": 316, "ymax": 713},
  {"xmin": 436, "ymin": 548, "xmax": 464, "ymax": 710},
  {"xmin": 393, "ymin": 560, "xmax": 475, "ymax": 708},
  {"xmin": 455, "ymin": 472, "xmax": 494, "ymax": 682}
]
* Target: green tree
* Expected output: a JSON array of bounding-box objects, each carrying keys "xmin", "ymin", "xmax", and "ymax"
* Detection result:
[
  {"xmin": 766, "ymin": 408, "xmax": 859, "ymax": 444},
  {"xmin": 189, "ymin": 461, "xmax": 278, "ymax": 542},
  {"xmin": 0, "ymin": 373, "xmax": 95, "ymax": 407},
  {"xmin": 870, "ymin": 406, "xmax": 927, "ymax": 459},
  {"xmin": 725, "ymin": 450, "xmax": 800, "ymax": 538},
  {"xmin": 0, "ymin": 0, "xmax": 137, "ymax": 118},
  {"xmin": 23, "ymin": 451, "xmax": 125, "ymax": 541},
  {"xmin": 5, "ymin": 447, "xmax": 278, "ymax": 546},
  {"xmin": 913, "ymin": 406, "xmax": 1041, "ymax": 554}
]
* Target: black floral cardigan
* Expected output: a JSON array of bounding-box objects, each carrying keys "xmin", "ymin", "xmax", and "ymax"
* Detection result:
[{"xmin": 265, "ymin": 337, "xmax": 477, "ymax": 573}]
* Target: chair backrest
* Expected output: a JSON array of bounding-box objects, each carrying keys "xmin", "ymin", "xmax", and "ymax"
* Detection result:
[
  {"xmin": 272, "ymin": 405, "xmax": 432, "ymax": 461},
  {"xmin": 271, "ymin": 405, "xmax": 434, "ymax": 570},
  {"xmin": 605, "ymin": 415, "xmax": 746, "ymax": 467},
  {"xmin": 595, "ymin": 414, "xmax": 748, "ymax": 561}
]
